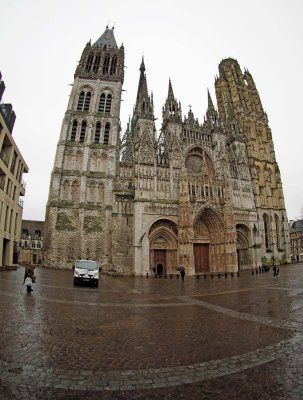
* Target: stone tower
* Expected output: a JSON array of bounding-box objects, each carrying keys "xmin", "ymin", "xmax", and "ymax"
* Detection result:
[{"xmin": 44, "ymin": 27, "xmax": 125, "ymax": 268}]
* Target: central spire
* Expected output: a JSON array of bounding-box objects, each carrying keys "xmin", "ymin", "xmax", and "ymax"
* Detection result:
[{"xmin": 134, "ymin": 57, "xmax": 154, "ymax": 120}]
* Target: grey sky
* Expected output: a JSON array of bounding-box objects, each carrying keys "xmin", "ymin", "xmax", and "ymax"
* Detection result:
[{"xmin": 1, "ymin": 0, "xmax": 302, "ymax": 221}]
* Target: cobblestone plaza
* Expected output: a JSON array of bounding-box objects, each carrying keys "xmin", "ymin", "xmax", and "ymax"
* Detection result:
[{"xmin": 1, "ymin": 264, "xmax": 303, "ymax": 399}]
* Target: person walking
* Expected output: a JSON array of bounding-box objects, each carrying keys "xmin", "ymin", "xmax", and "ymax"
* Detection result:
[
  {"xmin": 180, "ymin": 269, "xmax": 185, "ymax": 283},
  {"xmin": 23, "ymin": 263, "xmax": 35, "ymax": 293}
]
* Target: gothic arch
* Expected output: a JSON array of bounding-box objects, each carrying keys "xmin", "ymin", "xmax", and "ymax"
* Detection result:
[
  {"xmin": 193, "ymin": 205, "xmax": 227, "ymax": 272},
  {"xmin": 236, "ymin": 223, "xmax": 251, "ymax": 271},
  {"xmin": 148, "ymin": 218, "xmax": 178, "ymax": 275}
]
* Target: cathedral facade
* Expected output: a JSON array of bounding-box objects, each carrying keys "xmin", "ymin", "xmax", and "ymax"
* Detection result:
[{"xmin": 44, "ymin": 27, "xmax": 290, "ymax": 275}]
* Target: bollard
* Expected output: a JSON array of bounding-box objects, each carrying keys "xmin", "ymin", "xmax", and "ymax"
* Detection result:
[
  {"xmin": 204, "ymin": 274, "xmax": 207, "ymax": 279},
  {"xmin": 154, "ymin": 274, "xmax": 157, "ymax": 278},
  {"xmin": 225, "ymin": 273, "xmax": 227, "ymax": 278},
  {"xmin": 177, "ymin": 274, "xmax": 179, "ymax": 279},
  {"xmin": 147, "ymin": 272, "xmax": 149, "ymax": 278},
  {"xmin": 231, "ymin": 272, "xmax": 233, "ymax": 278},
  {"xmin": 170, "ymin": 274, "xmax": 173, "ymax": 279},
  {"xmin": 252, "ymin": 270, "xmax": 254, "ymax": 275},
  {"xmin": 211, "ymin": 274, "xmax": 214, "ymax": 279},
  {"xmin": 218, "ymin": 273, "xmax": 221, "ymax": 278},
  {"xmin": 197, "ymin": 274, "xmax": 199, "ymax": 279},
  {"xmin": 237, "ymin": 271, "xmax": 240, "ymax": 277},
  {"xmin": 164, "ymin": 274, "xmax": 167, "ymax": 278}
]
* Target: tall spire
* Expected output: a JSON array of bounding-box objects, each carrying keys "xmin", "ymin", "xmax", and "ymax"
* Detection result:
[
  {"xmin": 206, "ymin": 89, "xmax": 219, "ymax": 129},
  {"xmin": 134, "ymin": 58, "xmax": 154, "ymax": 120},
  {"xmin": 162, "ymin": 79, "xmax": 182, "ymax": 122}
]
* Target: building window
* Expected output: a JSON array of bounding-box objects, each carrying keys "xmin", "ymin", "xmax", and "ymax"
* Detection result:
[
  {"xmin": 77, "ymin": 91, "xmax": 91, "ymax": 112},
  {"xmin": 80, "ymin": 121, "xmax": 87, "ymax": 143},
  {"xmin": 275, "ymin": 214, "xmax": 280, "ymax": 249},
  {"xmin": 103, "ymin": 55, "xmax": 110, "ymax": 74},
  {"xmin": 94, "ymin": 122, "xmax": 101, "ymax": 143},
  {"xmin": 105, "ymin": 94, "xmax": 112, "ymax": 113},
  {"xmin": 71, "ymin": 120, "xmax": 77, "ymax": 141},
  {"xmin": 85, "ymin": 53, "xmax": 94, "ymax": 72},
  {"xmin": 98, "ymin": 93, "xmax": 112, "ymax": 113},
  {"xmin": 110, "ymin": 55, "xmax": 117, "ymax": 75},
  {"xmin": 104, "ymin": 123, "xmax": 110, "ymax": 144},
  {"xmin": 93, "ymin": 54, "xmax": 101, "ymax": 73},
  {"xmin": 263, "ymin": 214, "xmax": 270, "ymax": 249}
]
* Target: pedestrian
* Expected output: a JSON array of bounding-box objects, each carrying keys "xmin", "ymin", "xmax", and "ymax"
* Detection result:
[
  {"xmin": 23, "ymin": 263, "xmax": 35, "ymax": 293},
  {"xmin": 276, "ymin": 266, "xmax": 280, "ymax": 277},
  {"xmin": 273, "ymin": 265, "xmax": 277, "ymax": 278},
  {"xmin": 180, "ymin": 269, "xmax": 185, "ymax": 282}
]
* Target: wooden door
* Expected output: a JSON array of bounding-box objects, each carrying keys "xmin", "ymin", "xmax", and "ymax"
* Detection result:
[
  {"xmin": 154, "ymin": 249, "xmax": 166, "ymax": 275},
  {"xmin": 194, "ymin": 244, "xmax": 209, "ymax": 273}
]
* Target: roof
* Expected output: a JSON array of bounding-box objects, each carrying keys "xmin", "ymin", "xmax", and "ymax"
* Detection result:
[
  {"xmin": 93, "ymin": 26, "xmax": 117, "ymax": 49},
  {"xmin": 289, "ymin": 219, "xmax": 303, "ymax": 233}
]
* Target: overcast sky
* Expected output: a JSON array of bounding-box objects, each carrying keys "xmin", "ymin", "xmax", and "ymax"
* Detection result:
[{"xmin": 1, "ymin": 0, "xmax": 302, "ymax": 221}]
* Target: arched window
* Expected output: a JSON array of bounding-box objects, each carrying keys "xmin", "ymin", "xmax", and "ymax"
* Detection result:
[
  {"xmin": 77, "ymin": 91, "xmax": 91, "ymax": 112},
  {"xmin": 93, "ymin": 54, "xmax": 101, "ymax": 73},
  {"xmin": 83, "ymin": 92, "xmax": 91, "ymax": 111},
  {"xmin": 110, "ymin": 55, "xmax": 117, "ymax": 75},
  {"xmin": 99, "ymin": 93, "xmax": 106, "ymax": 112},
  {"xmin": 105, "ymin": 94, "xmax": 112, "ymax": 113},
  {"xmin": 103, "ymin": 55, "xmax": 110, "ymax": 74},
  {"xmin": 275, "ymin": 214, "xmax": 280, "ymax": 249},
  {"xmin": 70, "ymin": 120, "xmax": 77, "ymax": 141},
  {"xmin": 104, "ymin": 123, "xmax": 110, "ymax": 144},
  {"xmin": 85, "ymin": 53, "xmax": 94, "ymax": 72},
  {"xmin": 98, "ymin": 93, "xmax": 112, "ymax": 113},
  {"xmin": 80, "ymin": 121, "xmax": 87, "ymax": 143},
  {"xmin": 77, "ymin": 92, "xmax": 85, "ymax": 110},
  {"xmin": 94, "ymin": 122, "xmax": 101, "ymax": 143},
  {"xmin": 263, "ymin": 214, "xmax": 270, "ymax": 249}
]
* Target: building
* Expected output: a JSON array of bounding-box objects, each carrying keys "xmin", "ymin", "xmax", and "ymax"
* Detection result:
[
  {"xmin": 0, "ymin": 72, "xmax": 28, "ymax": 269},
  {"xmin": 44, "ymin": 27, "xmax": 290, "ymax": 275},
  {"xmin": 19, "ymin": 220, "xmax": 44, "ymax": 265},
  {"xmin": 289, "ymin": 220, "xmax": 303, "ymax": 262}
]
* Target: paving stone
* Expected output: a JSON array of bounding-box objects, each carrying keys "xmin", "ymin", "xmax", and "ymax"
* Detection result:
[{"xmin": 0, "ymin": 264, "xmax": 303, "ymax": 398}]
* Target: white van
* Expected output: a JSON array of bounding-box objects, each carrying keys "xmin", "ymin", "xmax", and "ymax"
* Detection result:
[{"xmin": 73, "ymin": 259, "xmax": 100, "ymax": 287}]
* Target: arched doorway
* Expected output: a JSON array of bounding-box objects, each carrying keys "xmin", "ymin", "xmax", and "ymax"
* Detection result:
[
  {"xmin": 236, "ymin": 224, "xmax": 250, "ymax": 270},
  {"xmin": 149, "ymin": 219, "xmax": 178, "ymax": 275},
  {"xmin": 193, "ymin": 206, "xmax": 226, "ymax": 272}
]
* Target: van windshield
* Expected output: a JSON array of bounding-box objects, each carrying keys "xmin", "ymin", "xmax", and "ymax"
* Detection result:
[{"xmin": 76, "ymin": 261, "xmax": 98, "ymax": 271}]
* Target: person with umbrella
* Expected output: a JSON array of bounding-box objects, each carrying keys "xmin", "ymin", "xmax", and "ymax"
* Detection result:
[{"xmin": 177, "ymin": 266, "xmax": 185, "ymax": 282}]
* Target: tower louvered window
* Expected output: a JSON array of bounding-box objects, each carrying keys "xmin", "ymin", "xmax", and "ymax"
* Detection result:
[
  {"xmin": 85, "ymin": 53, "xmax": 94, "ymax": 72},
  {"xmin": 71, "ymin": 120, "xmax": 77, "ymax": 141},
  {"xmin": 83, "ymin": 92, "xmax": 91, "ymax": 111},
  {"xmin": 80, "ymin": 121, "xmax": 87, "ymax": 143},
  {"xmin": 99, "ymin": 93, "xmax": 106, "ymax": 112},
  {"xmin": 98, "ymin": 93, "xmax": 112, "ymax": 113},
  {"xmin": 93, "ymin": 54, "xmax": 101, "ymax": 73},
  {"xmin": 110, "ymin": 55, "xmax": 117, "ymax": 75},
  {"xmin": 105, "ymin": 94, "xmax": 112, "ymax": 113},
  {"xmin": 103, "ymin": 55, "xmax": 110, "ymax": 74},
  {"xmin": 77, "ymin": 92, "xmax": 85, "ymax": 110},
  {"xmin": 104, "ymin": 123, "xmax": 110, "ymax": 144},
  {"xmin": 77, "ymin": 91, "xmax": 91, "ymax": 111},
  {"xmin": 94, "ymin": 122, "xmax": 101, "ymax": 143}
]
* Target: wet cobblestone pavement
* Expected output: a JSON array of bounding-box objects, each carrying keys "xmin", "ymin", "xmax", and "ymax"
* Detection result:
[{"xmin": 1, "ymin": 264, "xmax": 303, "ymax": 399}]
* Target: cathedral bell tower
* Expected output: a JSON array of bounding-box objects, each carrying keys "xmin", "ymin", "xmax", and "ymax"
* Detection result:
[{"xmin": 44, "ymin": 27, "xmax": 124, "ymax": 269}]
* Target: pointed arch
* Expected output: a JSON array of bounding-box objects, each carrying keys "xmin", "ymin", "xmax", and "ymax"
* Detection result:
[
  {"xmin": 104, "ymin": 123, "xmax": 110, "ymax": 144},
  {"xmin": 80, "ymin": 120, "xmax": 87, "ymax": 143},
  {"xmin": 263, "ymin": 213, "xmax": 270, "ymax": 249}
]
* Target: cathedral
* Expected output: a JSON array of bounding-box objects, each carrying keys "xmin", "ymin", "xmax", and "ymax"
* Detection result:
[{"xmin": 44, "ymin": 26, "xmax": 290, "ymax": 275}]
